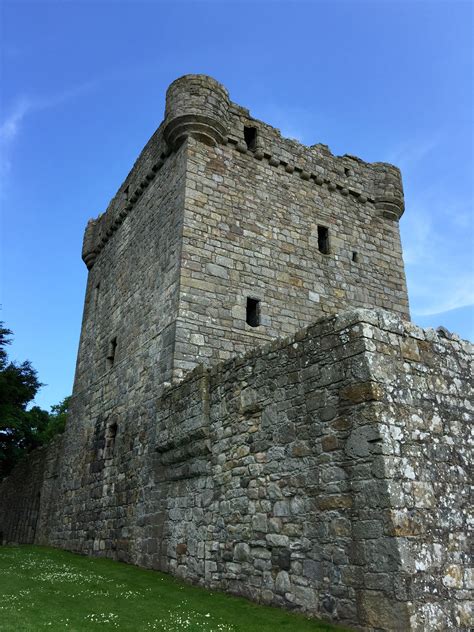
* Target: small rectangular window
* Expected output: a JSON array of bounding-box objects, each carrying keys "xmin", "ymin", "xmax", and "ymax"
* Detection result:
[
  {"xmin": 352, "ymin": 251, "xmax": 359, "ymax": 263},
  {"xmin": 318, "ymin": 226, "xmax": 330, "ymax": 254},
  {"xmin": 246, "ymin": 297, "xmax": 261, "ymax": 327},
  {"xmin": 123, "ymin": 185, "xmax": 129, "ymax": 200},
  {"xmin": 106, "ymin": 337, "xmax": 117, "ymax": 369},
  {"xmin": 244, "ymin": 126, "xmax": 257, "ymax": 151}
]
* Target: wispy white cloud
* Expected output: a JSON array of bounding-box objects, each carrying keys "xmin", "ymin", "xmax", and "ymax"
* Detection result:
[
  {"xmin": 0, "ymin": 99, "xmax": 31, "ymax": 178},
  {"xmin": 0, "ymin": 99, "xmax": 31, "ymax": 143},
  {"xmin": 411, "ymin": 283, "xmax": 474, "ymax": 317},
  {"xmin": 0, "ymin": 82, "xmax": 96, "ymax": 189},
  {"xmin": 387, "ymin": 136, "xmax": 440, "ymax": 171},
  {"xmin": 386, "ymin": 133, "xmax": 474, "ymax": 322},
  {"xmin": 402, "ymin": 188, "xmax": 474, "ymax": 318}
]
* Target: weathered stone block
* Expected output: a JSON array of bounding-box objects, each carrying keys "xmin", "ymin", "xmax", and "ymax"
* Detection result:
[
  {"xmin": 341, "ymin": 382, "xmax": 384, "ymax": 403},
  {"xmin": 275, "ymin": 570, "xmax": 291, "ymax": 594},
  {"xmin": 234, "ymin": 542, "xmax": 251, "ymax": 562},
  {"xmin": 358, "ymin": 590, "xmax": 410, "ymax": 630},
  {"xmin": 273, "ymin": 500, "xmax": 290, "ymax": 517},
  {"xmin": 266, "ymin": 534, "xmax": 290, "ymax": 547}
]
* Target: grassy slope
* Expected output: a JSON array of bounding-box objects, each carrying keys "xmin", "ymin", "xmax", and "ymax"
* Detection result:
[{"xmin": 0, "ymin": 546, "xmax": 352, "ymax": 631}]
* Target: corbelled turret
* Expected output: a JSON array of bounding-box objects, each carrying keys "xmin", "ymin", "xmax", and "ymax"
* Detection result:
[{"xmin": 163, "ymin": 74, "xmax": 230, "ymax": 149}]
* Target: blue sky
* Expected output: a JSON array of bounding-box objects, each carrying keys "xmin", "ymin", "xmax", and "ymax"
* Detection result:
[{"xmin": 1, "ymin": 0, "xmax": 473, "ymax": 411}]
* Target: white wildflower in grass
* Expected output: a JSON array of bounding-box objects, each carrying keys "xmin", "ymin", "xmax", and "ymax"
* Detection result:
[
  {"xmin": 84, "ymin": 612, "xmax": 120, "ymax": 627},
  {"xmin": 2, "ymin": 549, "xmax": 246, "ymax": 632},
  {"xmin": 119, "ymin": 589, "xmax": 142, "ymax": 599},
  {"xmin": 0, "ymin": 591, "xmax": 34, "ymax": 612},
  {"xmin": 147, "ymin": 603, "xmax": 236, "ymax": 631},
  {"xmin": 36, "ymin": 568, "xmax": 113, "ymax": 584},
  {"xmin": 77, "ymin": 588, "xmax": 111, "ymax": 598}
]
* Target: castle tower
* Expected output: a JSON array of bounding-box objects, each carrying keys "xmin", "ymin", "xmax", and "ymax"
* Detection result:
[
  {"xmin": 78, "ymin": 74, "xmax": 409, "ymax": 395},
  {"xmin": 2, "ymin": 76, "xmax": 471, "ymax": 632}
]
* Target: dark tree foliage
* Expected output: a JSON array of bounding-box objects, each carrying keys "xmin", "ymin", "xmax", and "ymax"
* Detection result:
[
  {"xmin": 0, "ymin": 323, "xmax": 69, "ymax": 478},
  {"xmin": 38, "ymin": 396, "xmax": 70, "ymax": 444}
]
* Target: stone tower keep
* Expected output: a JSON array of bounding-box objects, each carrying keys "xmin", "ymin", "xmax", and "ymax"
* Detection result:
[
  {"xmin": 2, "ymin": 75, "xmax": 470, "ymax": 632},
  {"xmin": 79, "ymin": 74, "xmax": 408, "ymax": 392}
]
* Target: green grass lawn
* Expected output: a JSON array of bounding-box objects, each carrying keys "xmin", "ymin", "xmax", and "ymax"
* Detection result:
[{"xmin": 0, "ymin": 546, "xmax": 352, "ymax": 631}]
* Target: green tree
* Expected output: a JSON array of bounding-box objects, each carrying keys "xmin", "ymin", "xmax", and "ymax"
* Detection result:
[
  {"xmin": 38, "ymin": 396, "xmax": 70, "ymax": 443},
  {"xmin": 0, "ymin": 323, "xmax": 69, "ymax": 478}
]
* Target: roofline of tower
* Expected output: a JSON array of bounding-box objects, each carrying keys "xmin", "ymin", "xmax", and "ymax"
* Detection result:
[{"xmin": 82, "ymin": 74, "xmax": 405, "ymax": 270}]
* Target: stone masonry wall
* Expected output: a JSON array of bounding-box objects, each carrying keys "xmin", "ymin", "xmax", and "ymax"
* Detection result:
[
  {"xmin": 0, "ymin": 436, "xmax": 62, "ymax": 544},
  {"xmin": 76, "ymin": 126, "xmax": 187, "ymax": 398},
  {"xmin": 1, "ymin": 309, "xmax": 471, "ymax": 631},
  {"xmin": 356, "ymin": 312, "xmax": 472, "ymax": 631},
  {"xmin": 174, "ymin": 133, "xmax": 408, "ymax": 378},
  {"xmin": 77, "ymin": 75, "xmax": 409, "ymax": 385},
  {"xmin": 25, "ymin": 138, "xmax": 190, "ymax": 557}
]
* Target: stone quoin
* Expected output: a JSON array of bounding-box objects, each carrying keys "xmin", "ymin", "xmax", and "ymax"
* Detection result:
[{"xmin": 1, "ymin": 75, "xmax": 472, "ymax": 631}]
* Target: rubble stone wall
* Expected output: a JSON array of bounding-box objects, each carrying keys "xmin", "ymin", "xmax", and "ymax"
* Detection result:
[
  {"xmin": 359, "ymin": 312, "xmax": 472, "ymax": 631},
  {"xmin": 0, "ymin": 436, "xmax": 62, "ymax": 544}
]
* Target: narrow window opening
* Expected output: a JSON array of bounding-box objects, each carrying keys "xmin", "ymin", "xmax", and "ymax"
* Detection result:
[
  {"xmin": 123, "ymin": 185, "xmax": 129, "ymax": 200},
  {"xmin": 107, "ymin": 422, "xmax": 118, "ymax": 441},
  {"xmin": 352, "ymin": 251, "xmax": 359, "ymax": 263},
  {"xmin": 106, "ymin": 337, "xmax": 117, "ymax": 369},
  {"xmin": 244, "ymin": 126, "xmax": 257, "ymax": 151},
  {"xmin": 94, "ymin": 283, "xmax": 100, "ymax": 309},
  {"xmin": 246, "ymin": 297, "xmax": 261, "ymax": 327},
  {"xmin": 105, "ymin": 420, "xmax": 118, "ymax": 459},
  {"xmin": 344, "ymin": 167, "xmax": 351, "ymax": 177},
  {"xmin": 317, "ymin": 226, "xmax": 330, "ymax": 255}
]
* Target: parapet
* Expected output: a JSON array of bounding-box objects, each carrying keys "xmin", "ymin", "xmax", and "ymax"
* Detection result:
[{"xmin": 82, "ymin": 74, "xmax": 406, "ymax": 270}]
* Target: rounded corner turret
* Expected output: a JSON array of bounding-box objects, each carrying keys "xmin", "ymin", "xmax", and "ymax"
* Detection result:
[
  {"xmin": 372, "ymin": 162, "xmax": 405, "ymax": 221},
  {"xmin": 371, "ymin": 160, "xmax": 403, "ymax": 177},
  {"xmin": 166, "ymin": 74, "xmax": 229, "ymax": 98},
  {"xmin": 163, "ymin": 74, "xmax": 230, "ymax": 150},
  {"xmin": 82, "ymin": 218, "xmax": 99, "ymax": 270}
]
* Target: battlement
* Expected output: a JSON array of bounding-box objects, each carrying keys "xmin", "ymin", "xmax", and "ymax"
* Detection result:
[{"xmin": 82, "ymin": 74, "xmax": 404, "ymax": 269}]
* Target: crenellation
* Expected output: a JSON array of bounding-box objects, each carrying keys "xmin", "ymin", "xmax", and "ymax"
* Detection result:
[{"xmin": 84, "ymin": 75, "xmax": 406, "ymax": 270}]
